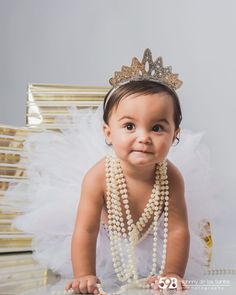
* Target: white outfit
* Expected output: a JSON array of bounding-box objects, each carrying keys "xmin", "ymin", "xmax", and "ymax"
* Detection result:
[{"xmin": 7, "ymin": 106, "xmax": 215, "ymax": 292}]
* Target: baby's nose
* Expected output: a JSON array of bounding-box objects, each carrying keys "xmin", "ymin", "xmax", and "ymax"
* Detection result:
[{"xmin": 137, "ymin": 131, "xmax": 152, "ymax": 144}]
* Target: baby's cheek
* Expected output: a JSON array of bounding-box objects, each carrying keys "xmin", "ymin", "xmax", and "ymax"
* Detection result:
[
  {"xmin": 116, "ymin": 136, "xmax": 131, "ymax": 148},
  {"xmin": 158, "ymin": 141, "xmax": 172, "ymax": 156},
  {"xmin": 112, "ymin": 139, "xmax": 130, "ymax": 157}
]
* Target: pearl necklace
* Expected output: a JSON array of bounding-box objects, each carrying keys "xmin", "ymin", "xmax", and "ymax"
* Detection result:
[{"xmin": 105, "ymin": 155, "xmax": 169, "ymax": 288}]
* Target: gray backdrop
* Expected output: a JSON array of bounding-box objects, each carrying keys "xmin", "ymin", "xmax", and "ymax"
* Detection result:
[{"xmin": 0, "ymin": 0, "xmax": 235, "ymax": 267}]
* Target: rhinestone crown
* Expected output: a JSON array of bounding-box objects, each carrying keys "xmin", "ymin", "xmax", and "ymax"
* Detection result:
[{"xmin": 109, "ymin": 48, "xmax": 183, "ymax": 92}]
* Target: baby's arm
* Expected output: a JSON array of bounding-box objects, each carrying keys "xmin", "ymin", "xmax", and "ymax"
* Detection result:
[
  {"xmin": 147, "ymin": 161, "xmax": 190, "ymax": 291},
  {"xmin": 66, "ymin": 159, "xmax": 105, "ymax": 294},
  {"xmin": 163, "ymin": 160, "xmax": 190, "ymax": 278}
]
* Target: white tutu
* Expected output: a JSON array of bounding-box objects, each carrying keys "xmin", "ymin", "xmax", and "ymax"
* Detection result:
[{"xmin": 7, "ymin": 106, "xmax": 216, "ymax": 290}]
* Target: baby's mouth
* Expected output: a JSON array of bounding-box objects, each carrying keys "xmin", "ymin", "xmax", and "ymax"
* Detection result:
[{"xmin": 132, "ymin": 149, "xmax": 152, "ymax": 154}]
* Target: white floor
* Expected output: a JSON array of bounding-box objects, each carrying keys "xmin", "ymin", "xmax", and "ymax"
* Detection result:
[
  {"xmin": 5, "ymin": 274, "xmax": 236, "ymax": 295},
  {"xmin": 0, "ymin": 253, "xmax": 236, "ymax": 295}
]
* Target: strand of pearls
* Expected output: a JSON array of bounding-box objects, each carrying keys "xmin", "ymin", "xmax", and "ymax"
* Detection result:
[{"xmin": 105, "ymin": 155, "xmax": 169, "ymax": 289}]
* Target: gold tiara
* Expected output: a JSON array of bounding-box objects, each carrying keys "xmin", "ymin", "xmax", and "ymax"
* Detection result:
[{"xmin": 109, "ymin": 48, "xmax": 183, "ymax": 92}]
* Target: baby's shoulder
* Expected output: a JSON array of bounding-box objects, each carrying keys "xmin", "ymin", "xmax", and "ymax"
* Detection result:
[
  {"xmin": 82, "ymin": 157, "xmax": 106, "ymax": 191},
  {"xmin": 166, "ymin": 159, "xmax": 185, "ymax": 191}
]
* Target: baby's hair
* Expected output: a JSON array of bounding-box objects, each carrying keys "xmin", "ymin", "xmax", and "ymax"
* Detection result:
[{"xmin": 103, "ymin": 80, "xmax": 182, "ymax": 130}]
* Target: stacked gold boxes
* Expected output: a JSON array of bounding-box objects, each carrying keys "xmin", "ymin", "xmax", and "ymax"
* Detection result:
[
  {"xmin": 0, "ymin": 125, "xmax": 33, "ymax": 252},
  {"xmin": 0, "ymin": 84, "xmax": 109, "ymax": 293},
  {"xmin": 0, "ymin": 84, "xmax": 109, "ymax": 252},
  {"xmin": 0, "ymin": 125, "xmax": 43, "ymax": 293}
]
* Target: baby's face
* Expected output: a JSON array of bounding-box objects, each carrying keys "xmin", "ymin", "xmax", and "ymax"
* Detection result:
[{"xmin": 103, "ymin": 92, "xmax": 179, "ymax": 167}]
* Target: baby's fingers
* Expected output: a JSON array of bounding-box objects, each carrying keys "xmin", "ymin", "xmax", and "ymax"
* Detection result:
[
  {"xmin": 93, "ymin": 285, "xmax": 99, "ymax": 294},
  {"xmin": 72, "ymin": 280, "xmax": 80, "ymax": 293},
  {"xmin": 65, "ymin": 281, "xmax": 73, "ymax": 291},
  {"xmin": 87, "ymin": 280, "xmax": 98, "ymax": 294},
  {"xmin": 145, "ymin": 275, "xmax": 159, "ymax": 285}
]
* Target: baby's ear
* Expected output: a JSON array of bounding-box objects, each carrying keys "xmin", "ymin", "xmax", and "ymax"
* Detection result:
[
  {"xmin": 103, "ymin": 123, "xmax": 112, "ymax": 145},
  {"xmin": 173, "ymin": 128, "xmax": 180, "ymax": 143}
]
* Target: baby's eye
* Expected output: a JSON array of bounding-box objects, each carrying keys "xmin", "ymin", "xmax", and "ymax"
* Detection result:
[
  {"xmin": 124, "ymin": 123, "xmax": 135, "ymax": 131},
  {"xmin": 152, "ymin": 124, "xmax": 163, "ymax": 132}
]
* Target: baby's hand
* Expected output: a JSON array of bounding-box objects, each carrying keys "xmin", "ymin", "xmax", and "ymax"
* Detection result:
[
  {"xmin": 146, "ymin": 273, "xmax": 189, "ymax": 291},
  {"xmin": 65, "ymin": 275, "xmax": 101, "ymax": 294}
]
